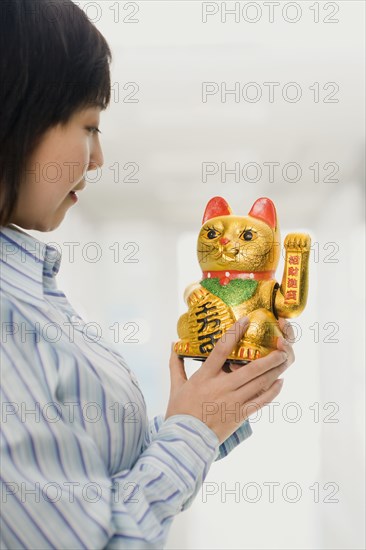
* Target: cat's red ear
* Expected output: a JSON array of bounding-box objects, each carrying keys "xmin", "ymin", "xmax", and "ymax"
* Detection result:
[
  {"xmin": 202, "ymin": 197, "xmax": 232, "ymax": 224},
  {"xmin": 248, "ymin": 197, "xmax": 277, "ymax": 229}
]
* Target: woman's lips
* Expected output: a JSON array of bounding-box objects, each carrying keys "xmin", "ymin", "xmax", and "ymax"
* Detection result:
[{"xmin": 69, "ymin": 191, "xmax": 78, "ymax": 203}]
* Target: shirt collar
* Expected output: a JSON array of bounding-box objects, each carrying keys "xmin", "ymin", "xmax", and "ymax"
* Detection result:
[{"xmin": 0, "ymin": 224, "xmax": 62, "ymax": 309}]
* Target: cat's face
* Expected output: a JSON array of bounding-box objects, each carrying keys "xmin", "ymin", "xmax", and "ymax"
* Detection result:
[{"xmin": 197, "ymin": 197, "xmax": 281, "ymax": 272}]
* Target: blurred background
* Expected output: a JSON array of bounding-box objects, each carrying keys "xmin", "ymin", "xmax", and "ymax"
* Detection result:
[{"xmin": 28, "ymin": 1, "xmax": 365, "ymax": 548}]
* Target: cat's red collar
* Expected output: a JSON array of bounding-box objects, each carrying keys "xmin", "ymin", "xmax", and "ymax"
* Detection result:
[{"xmin": 202, "ymin": 270, "xmax": 275, "ymax": 286}]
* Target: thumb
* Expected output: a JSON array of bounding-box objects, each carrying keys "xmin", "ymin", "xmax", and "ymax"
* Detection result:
[{"xmin": 169, "ymin": 343, "xmax": 187, "ymax": 390}]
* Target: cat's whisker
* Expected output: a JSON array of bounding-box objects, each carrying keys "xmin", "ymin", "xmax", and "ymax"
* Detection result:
[
  {"xmin": 198, "ymin": 248, "xmax": 211, "ymax": 254},
  {"xmin": 197, "ymin": 248, "xmax": 214, "ymax": 262}
]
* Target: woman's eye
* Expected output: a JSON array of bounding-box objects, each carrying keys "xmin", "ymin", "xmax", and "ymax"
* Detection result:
[
  {"xmin": 86, "ymin": 127, "xmax": 101, "ymax": 135},
  {"xmin": 207, "ymin": 229, "xmax": 219, "ymax": 239},
  {"xmin": 242, "ymin": 230, "xmax": 253, "ymax": 241}
]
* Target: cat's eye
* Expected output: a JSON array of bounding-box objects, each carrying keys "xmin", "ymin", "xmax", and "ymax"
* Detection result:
[
  {"xmin": 207, "ymin": 229, "xmax": 219, "ymax": 239},
  {"xmin": 240, "ymin": 229, "xmax": 256, "ymax": 241}
]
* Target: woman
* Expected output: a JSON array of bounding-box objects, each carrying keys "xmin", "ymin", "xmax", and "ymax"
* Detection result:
[{"xmin": 0, "ymin": 1, "xmax": 294, "ymax": 548}]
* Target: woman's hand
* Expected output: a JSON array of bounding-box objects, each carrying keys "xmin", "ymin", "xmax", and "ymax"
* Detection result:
[{"xmin": 165, "ymin": 317, "xmax": 295, "ymax": 444}]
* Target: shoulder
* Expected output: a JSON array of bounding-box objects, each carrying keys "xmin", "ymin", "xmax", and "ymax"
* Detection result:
[
  {"xmin": 0, "ymin": 290, "xmax": 37, "ymax": 325},
  {"xmin": 1, "ymin": 292, "xmax": 34, "ymax": 356},
  {"xmin": 0, "ymin": 290, "xmax": 17, "ymax": 321},
  {"xmin": 258, "ymin": 278, "xmax": 279, "ymax": 290},
  {"xmin": 0, "ymin": 291, "xmax": 48, "ymax": 362},
  {"xmin": 0, "ymin": 292, "xmax": 59, "ymax": 395},
  {"xmin": 257, "ymin": 279, "xmax": 279, "ymax": 308}
]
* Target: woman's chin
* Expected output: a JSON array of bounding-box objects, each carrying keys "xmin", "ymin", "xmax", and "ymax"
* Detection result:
[{"xmin": 34, "ymin": 217, "xmax": 64, "ymax": 233}]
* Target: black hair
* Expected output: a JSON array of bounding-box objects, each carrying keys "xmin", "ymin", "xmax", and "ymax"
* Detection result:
[{"xmin": 0, "ymin": 0, "xmax": 112, "ymax": 226}]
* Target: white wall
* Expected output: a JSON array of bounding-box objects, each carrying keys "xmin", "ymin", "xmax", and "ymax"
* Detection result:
[{"xmin": 29, "ymin": 2, "xmax": 365, "ymax": 548}]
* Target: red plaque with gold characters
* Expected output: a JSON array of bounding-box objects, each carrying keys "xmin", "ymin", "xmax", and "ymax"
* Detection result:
[{"xmin": 174, "ymin": 196, "xmax": 310, "ymax": 364}]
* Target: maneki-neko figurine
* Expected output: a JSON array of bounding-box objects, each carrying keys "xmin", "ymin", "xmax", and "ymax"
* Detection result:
[{"xmin": 174, "ymin": 196, "xmax": 310, "ymax": 364}]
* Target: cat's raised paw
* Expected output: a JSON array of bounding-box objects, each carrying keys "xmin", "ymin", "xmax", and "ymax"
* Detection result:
[{"xmin": 284, "ymin": 233, "xmax": 311, "ymax": 252}]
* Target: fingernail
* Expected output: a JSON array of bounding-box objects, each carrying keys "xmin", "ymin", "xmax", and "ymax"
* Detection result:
[
  {"xmin": 279, "ymin": 337, "xmax": 288, "ymax": 346},
  {"xmin": 238, "ymin": 316, "xmax": 249, "ymax": 326},
  {"xmin": 278, "ymin": 378, "xmax": 284, "ymax": 387}
]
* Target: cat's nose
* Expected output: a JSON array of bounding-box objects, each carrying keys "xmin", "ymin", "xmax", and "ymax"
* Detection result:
[{"xmin": 220, "ymin": 237, "xmax": 230, "ymax": 245}]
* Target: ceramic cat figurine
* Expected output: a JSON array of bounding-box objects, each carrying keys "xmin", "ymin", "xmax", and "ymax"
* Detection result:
[{"xmin": 174, "ymin": 196, "xmax": 311, "ymax": 363}]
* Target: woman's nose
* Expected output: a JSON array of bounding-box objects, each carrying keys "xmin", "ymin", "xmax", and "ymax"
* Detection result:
[
  {"xmin": 88, "ymin": 141, "xmax": 104, "ymax": 171},
  {"xmin": 220, "ymin": 237, "xmax": 230, "ymax": 245}
]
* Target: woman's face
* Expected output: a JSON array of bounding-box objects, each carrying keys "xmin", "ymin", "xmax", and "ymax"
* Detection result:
[{"xmin": 10, "ymin": 106, "xmax": 104, "ymax": 232}]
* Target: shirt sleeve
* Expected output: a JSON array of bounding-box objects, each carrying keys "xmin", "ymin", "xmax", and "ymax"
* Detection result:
[
  {"xmin": 1, "ymin": 343, "xmax": 221, "ymax": 549},
  {"xmin": 148, "ymin": 414, "xmax": 252, "ymax": 512},
  {"xmin": 149, "ymin": 415, "xmax": 252, "ymax": 462}
]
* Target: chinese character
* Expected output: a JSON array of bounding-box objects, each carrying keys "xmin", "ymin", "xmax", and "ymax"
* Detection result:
[
  {"xmin": 198, "ymin": 329, "xmax": 222, "ymax": 353},
  {"xmin": 195, "ymin": 302, "xmax": 217, "ymax": 317},
  {"xmin": 197, "ymin": 315, "xmax": 221, "ymax": 333}
]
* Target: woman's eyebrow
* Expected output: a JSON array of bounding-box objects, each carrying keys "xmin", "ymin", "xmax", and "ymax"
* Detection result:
[
  {"xmin": 89, "ymin": 101, "xmax": 104, "ymax": 111},
  {"xmin": 79, "ymin": 102, "xmax": 103, "ymax": 114}
]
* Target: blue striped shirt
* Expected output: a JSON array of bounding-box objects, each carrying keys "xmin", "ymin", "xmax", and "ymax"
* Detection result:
[{"xmin": 0, "ymin": 224, "xmax": 252, "ymax": 549}]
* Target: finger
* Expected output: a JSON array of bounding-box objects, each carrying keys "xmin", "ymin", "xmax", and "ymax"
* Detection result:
[
  {"xmin": 228, "ymin": 349, "xmax": 288, "ymax": 390},
  {"xmin": 169, "ymin": 344, "xmax": 187, "ymax": 389},
  {"xmin": 235, "ymin": 358, "xmax": 288, "ymax": 399},
  {"xmin": 278, "ymin": 318, "xmax": 296, "ymax": 343},
  {"xmin": 240, "ymin": 378, "xmax": 284, "ymax": 421},
  {"xmin": 202, "ymin": 317, "xmax": 250, "ymax": 374},
  {"xmin": 276, "ymin": 335, "xmax": 295, "ymax": 366}
]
